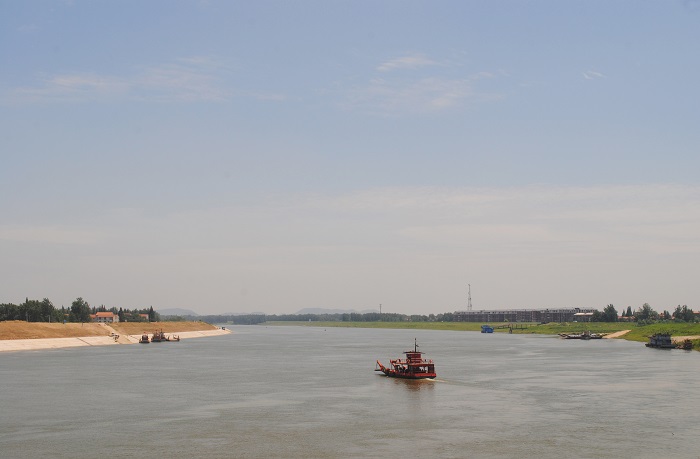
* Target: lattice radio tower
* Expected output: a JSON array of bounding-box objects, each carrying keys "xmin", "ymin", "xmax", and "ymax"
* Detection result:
[{"xmin": 467, "ymin": 284, "xmax": 472, "ymax": 311}]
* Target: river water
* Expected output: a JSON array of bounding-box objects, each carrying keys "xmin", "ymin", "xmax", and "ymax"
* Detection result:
[{"xmin": 1, "ymin": 325, "xmax": 699, "ymax": 458}]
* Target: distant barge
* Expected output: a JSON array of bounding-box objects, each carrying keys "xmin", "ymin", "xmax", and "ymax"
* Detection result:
[{"xmin": 646, "ymin": 333, "xmax": 676, "ymax": 349}]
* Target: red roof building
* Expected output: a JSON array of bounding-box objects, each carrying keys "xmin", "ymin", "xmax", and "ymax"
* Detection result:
[{"xmin": 91, "ymin": 312, "xmax": 119, "ymax": 323}]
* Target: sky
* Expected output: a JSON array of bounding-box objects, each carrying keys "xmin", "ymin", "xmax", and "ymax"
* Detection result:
[{"xmin": 1, "ymin": 1, "xmax": 699, "ymax": 316}]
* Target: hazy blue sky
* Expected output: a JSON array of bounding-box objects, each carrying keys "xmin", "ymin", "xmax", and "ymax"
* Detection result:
[{"xmin": 2, "ymin": 1, "xmax": 699, "ymax": 315}]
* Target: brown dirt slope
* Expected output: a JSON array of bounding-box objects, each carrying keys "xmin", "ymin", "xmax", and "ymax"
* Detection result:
[
  {"xmin": 0, "ymin": 321, "xmax": 112, "ymax": 340},
  {"xmin": 0, "ymin": 320, "xmax": 217, "ymax": 340}
]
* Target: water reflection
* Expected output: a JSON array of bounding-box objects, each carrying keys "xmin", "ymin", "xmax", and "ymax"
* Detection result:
[{"xmin": 382, "ymin": 376, "xmax": 436, "ymax": 392}]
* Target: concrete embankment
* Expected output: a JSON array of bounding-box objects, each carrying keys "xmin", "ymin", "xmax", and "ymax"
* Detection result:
[{"xmin": 0, "ymin": 328, "xmax": 230, "ymax": 352}]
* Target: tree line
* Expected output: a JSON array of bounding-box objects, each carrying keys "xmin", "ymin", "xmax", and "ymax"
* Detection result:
[
  {"xmin": 189, "ymin": 304, "xmax": 698, "ymax": 325},
  {"xmin": 588, "ymin": 303, "xmax": 696, "ymax": 323},
  {"xmin": 175, "ymin": 311, "xmax": 457, "ymax": 325},
  {"xmin": 0, "ymin": 297, "xmax": 160, "ymax": 323},
  {"xmin": 3, "ymin": 298, "xmax": 695, "ymax": 325}
]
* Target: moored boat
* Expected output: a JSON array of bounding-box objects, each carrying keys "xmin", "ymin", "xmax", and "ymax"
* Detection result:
[
  {"xmin": 139, "ymin": 333, "xmax": 150, "ymax": 343},
  {"xmin": 375, "ymin": 339, "xmax": 436, "ymax": 379},
  {"xmin": 151, "ymin": 329, "xmax": 169, "ymax": 342},
  {"xmin": 646, "ymin": 333, "xmax": 675, "ymax": 349},
  {"xmin": 560, "ymin": 330, "xmax": 604, "ymax": 340}
]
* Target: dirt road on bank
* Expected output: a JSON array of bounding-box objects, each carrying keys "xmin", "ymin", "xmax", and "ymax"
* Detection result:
[{"xmin": 603, "ymin": 330, "xmax": 631, "ymax": 338}]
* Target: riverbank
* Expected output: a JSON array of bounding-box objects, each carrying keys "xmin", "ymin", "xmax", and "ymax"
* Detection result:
[
  {"xmin": 0, "ymin": 321, "xmax": 229, "ymax": 352},
  {"xmin": 267, "ymin": 320, "xmax": 700, "ymax": 349}
]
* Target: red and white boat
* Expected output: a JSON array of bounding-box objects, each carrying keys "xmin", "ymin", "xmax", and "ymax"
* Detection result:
[{"xmin": 375, "ymin": 339, "xmax": 436, "ymax": 379}]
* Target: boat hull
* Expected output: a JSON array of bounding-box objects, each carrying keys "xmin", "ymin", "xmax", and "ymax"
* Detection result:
[{"xmin": 379, "ymin": 369, "xmax": 436, "ymax": 379}]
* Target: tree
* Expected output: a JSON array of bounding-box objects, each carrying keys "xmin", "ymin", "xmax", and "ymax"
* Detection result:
[
  {"xmin": 438, "ymin": 312, "xmax": 454, "ymax": 322},
  {"xmin": 40, "ymin": 298, "xmax": 62, "ymax": 323},
  {"xmin": 70, "ymin": 297, "xmax": 92, "ymax": 323},
  {"xmin": 19, "ymin": 298, "xmax": 42, "ymax": 322},
  {"xmin": 682, "ymin": 305, "xmax": 693, "ymax": 322},
  {"xmin": 626, "ymin": 306, "xmax": 633, "ymax": 317},
  {"xmin": 635, "ymin": 303, "xmax": 658, "ymax": 322},
  {"xmin": 674, "ymin": 305, "xmax": 695, "ymax": 322},
  {"xmin": 1, "ymin": 303, "xmax": 19, "ymax": 321},
  {"xmin": 601, "ymin": 304, "xmax": 618, "ymax": 322}
]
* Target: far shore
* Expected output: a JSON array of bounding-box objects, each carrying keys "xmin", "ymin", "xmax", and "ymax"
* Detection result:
[
  {"xmin": 0, "ymin": 321, "xmax": 230, "ymax": 352},
  {"xmin": 266, "ymin": 320, "xmax": 700, "ymax": 349}
]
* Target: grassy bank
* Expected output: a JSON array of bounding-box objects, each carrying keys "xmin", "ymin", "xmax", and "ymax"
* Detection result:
[
  {"xmin": 267, "ymin": 320, "xmax": 700, "ymax": 348},
  {"xmin": 268, "ymin": 320, "xmax": 630, "ymax": 333},
  {"xmin": 268, "ymin": 321, "xmax": 487, "ymax": 332}
]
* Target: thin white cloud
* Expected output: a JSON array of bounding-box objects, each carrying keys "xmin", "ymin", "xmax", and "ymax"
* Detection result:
[
  {"xmin": 583, "ymin": 70, "xmax": 606, "ymax": 80},
  {"xmin": 135, "ymin": 60, "xmax": 230, "ymax": 102},
  {"xmin": 5, "ymin": 56, "xmax": 231, "ymax": 104},
  {"xmin": 345, "ymin": 73, "xmax": 498, "ymax": 115},
  {"xmin": 342, "ymin": 53, "xmax": 499, "ymax": 115},
  {"xmin": 10, "ymin": 73, "xmax": 129, "ymax": 103},
  {"xmin": 377, "ymin": 54, "xmax": 438, "ymax": 72}
]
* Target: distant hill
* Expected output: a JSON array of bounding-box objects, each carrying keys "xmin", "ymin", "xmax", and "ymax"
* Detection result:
[
  {"xmin": 295, "ymin": 308, "xmax": 379, "ymax": 315},
  {"xmin": 216, "ymin": 312, "xmax": 266, "ymax": 316},
  {"xmin": 158, "ymin": 308, "xmax": 199, "ymax": 317}
]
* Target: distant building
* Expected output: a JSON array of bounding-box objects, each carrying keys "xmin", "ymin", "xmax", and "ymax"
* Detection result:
[
  {"xmin": 91, "ymin": 312, "xmax": 119, "ymax": 323},
  {"xmin": 572, "ymin": 312, "xmax": 594, "ymax": 322},
  {"xmin": 453, "ymin": 308, "xmax": 595, "ymax": 323}
]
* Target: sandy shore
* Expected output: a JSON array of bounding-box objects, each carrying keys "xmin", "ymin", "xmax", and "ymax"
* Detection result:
[
  {"xmin": 0, "ymin": 327, "xmax": 230, "ymax": 352},
  {"xmin": 126, "ymin": 329, "xmax": 231, "ymax": 343},
  {"xmin": 603, "ymin": 330, "xmax": 631, "ymax": 339},
  {"xmin": 671, "ymin": 335, "xmax": 700, "ymax": 342}
]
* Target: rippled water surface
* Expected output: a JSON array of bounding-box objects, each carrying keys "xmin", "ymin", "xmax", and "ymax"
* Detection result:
[{"xmin": 1, "ymin": 325, "xmax": 699, "ymax": 458}]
